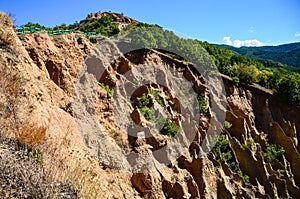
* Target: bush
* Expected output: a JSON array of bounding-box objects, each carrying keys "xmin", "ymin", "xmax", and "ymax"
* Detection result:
[
  {"xmin": 237, "ymin": 170, "xmax": 250, "ymax": 185},
  {"xmin": 139, "ymin": 106, "xmax": 155, "ymax": 121},
  {"xmin": 264, "ymin": 143, "xmax": 285, "ymax": 163},
  {"xmin": 197, "ymin": 94, "xmax": 208, "ymax": 115},
  {"xmin": 160, "ymin": 119, "xmax": 179, "ymax": 137},
  {"xmin": 79, "ymin": 16, "xmax": 120, "ymax": 37},
  {"xmin": 232, "ymin": 76, "xmax": 240, "ymax": 86},
  {"xmin": 135, "ymin": 91, "xmax": 178, "ymax": 137},
  {"xmin": 89, "ymin": 37, "xmax": 98, "ymax": 44},
  {"xmin": 149, "ymin": 90, "xmax": 164, "ymax": 107},
  {"xmin": 277, "ymin": 169, "xmax": 286, "ymax": 178},
  {"xmin": 136, "ymin": 93, "xmax": 150, "ymax": 108},
  {"xmin": 242, "ymin": 139, "xmax": 255, "ymax": 149}
]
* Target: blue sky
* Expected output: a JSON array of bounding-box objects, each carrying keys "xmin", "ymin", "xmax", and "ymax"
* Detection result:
[{"xmin": 1, "ymin": 0, "xmax": 299, "ymax": 46}]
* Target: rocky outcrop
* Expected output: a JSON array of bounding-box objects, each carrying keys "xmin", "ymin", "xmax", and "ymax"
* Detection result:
[{"xmin": 82, "ymin": 12, "xmax": 139, "ymax": 30}]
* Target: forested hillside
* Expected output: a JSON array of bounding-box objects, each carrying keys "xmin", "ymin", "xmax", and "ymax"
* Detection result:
[{"xmin": 216, "ymin": 43, "xmax": 300, "ymax": 68}]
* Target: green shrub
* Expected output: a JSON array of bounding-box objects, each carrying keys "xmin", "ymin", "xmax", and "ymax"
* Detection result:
[
  {"xmin": 223, "ymin": 121, "xmax": 232, "ymax": 129},
  {"xmin": 242, "ymin": 139, "xmax": 255, "ymax": 149},
  {"xmin": 211, "ymin": 135, "xmax": 230, "ymax": 162},
  {"xmin": 197, "ymin": 94, "xmax": 208, "ymax": 115},
  {"xmin": 277, "ymin": 169, "xmax": 286, "ymax": 178},
  {"xmin": 160, "ymin": 119, "xmax": 179, "ymax": 137},
  {"xmin": 79, "ymin": 16, "xmax": 120, "ymax": 37},
  {"xmin": 135, "ymin": 91, "xmax": 178, "ymax": 137},
  {"xmin": 264, "ymin": 143, "xmax": 285, "ymax": 163},
  {"xmin": 237, "ymin": 170, "xmax": 250, "ymax": 185},
  {"xmin": 149, "ymin": 90, "xmax": 164, "ymax": 107},
  {"xmin": 139, "ymin": 106, "xmax": 155, "ymax": 121},
  {"xmin": 89, "ymin": 37, "xmax": 98, "ymax": 44},
  {"xmin": 232, "ymin": 76, "xmax": 240, "ymax": 86},
  {"xmin": 136, "ymin": 93, "xmax": 150, "ymax": 108}
]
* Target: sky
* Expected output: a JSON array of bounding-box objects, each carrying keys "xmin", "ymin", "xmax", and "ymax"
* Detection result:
[{"xmin": 1, "ymin": 0, "xmax": 299, "ymax": 47}]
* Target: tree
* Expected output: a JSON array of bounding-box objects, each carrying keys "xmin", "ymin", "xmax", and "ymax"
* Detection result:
[{"xmin": 277, "ymin": 74, "xmax": 300, "ymax": 103}]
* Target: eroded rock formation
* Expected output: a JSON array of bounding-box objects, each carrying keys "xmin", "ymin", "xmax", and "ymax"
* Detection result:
[{"xmin": 1, "ymin": 12, "xmax": 300, "ymax": 198}]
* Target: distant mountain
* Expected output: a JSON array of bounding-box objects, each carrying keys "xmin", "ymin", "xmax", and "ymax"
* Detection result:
[{"xmin": 215, "ymin": 42, "xmax": 300, "ymax": 68}]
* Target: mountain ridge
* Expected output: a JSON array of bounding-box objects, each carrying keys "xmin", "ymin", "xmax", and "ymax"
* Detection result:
[{"xmin": 215, "ymin": 42, "xmax": 300, "ymax": 67}]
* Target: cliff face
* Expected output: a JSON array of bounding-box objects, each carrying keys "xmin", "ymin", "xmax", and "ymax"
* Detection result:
[{"xmin": 1, "ymin": 12, "xmax": 300, "ymax": 198}]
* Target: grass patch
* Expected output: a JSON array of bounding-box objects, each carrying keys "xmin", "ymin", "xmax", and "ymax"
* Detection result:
[
  {"xmin": 99, "ymin": 83, "xmax": 114, "ymax": 96},
  {"xmin": 0, "ymin": 136, "xmax": 80, "ymax": 198}
]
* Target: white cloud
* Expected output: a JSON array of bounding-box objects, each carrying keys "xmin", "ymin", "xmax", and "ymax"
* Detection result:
[
  {"xmin": 295, "ymin": 32, "xmax": 300, "ymax": 37},
  {"xmin": 222, "ymin": 36, "xmax": 232, "ymax": 45},
  {"xmin": 222, "ymin": 36, "xmax": 264, "ymax": 47},
  {"xmin": 233, "ymin": 39, "xmax": 264, "ymax": 47}
]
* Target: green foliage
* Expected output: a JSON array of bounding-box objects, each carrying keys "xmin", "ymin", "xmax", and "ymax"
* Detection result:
[
  {"xmin": 237, "ymin": 64, "xmax": 259, "ymax": 84},
  {"xmin": 23, "ymin": 22, "xmax": 45, "ymax": 29},
  {"xmin": 232, "ymin": 76, "xmax": 240, "ymax": 86},
  {"xmin": 149, "ymin": 90, "xmax": 164, "ymax": 107},
  {"xmin": 277, "ymin": 169, "xmax": 286, "ymax": 178},
  {"xmin": 212, "ymin": 135, "xmax": 231, "ymax": 162},
  {"xmin": 79, "ymin": 16, "xmax": 120, "ymax": 37},
  {"xmin": 242, "ymin": 139, "xmax": 255, "ymax": 149},
  {"xmin": 135, "ymin": 91, "xmax": 178, "ymax": 137},
  {"xmin": 197, "ymin": 94, "xmax": 208, "ymax": 115},
  {"xmin": 199, "ymin": 41, "xmax": 300, "ymax": 104},
  {"xmin": 223, "ymin": 121, "xmax": 232, "ymax": 129},
  {"xmin": 99, "ymin": 83, "xmax": 114, "ymax": 96},
  {"xmin": 276, "ymin": 73, "xmax": 300, "ymax": 103},
  {"xmin": 264, "ymin": 143, "xmax": 285, "ymax": 163},
  {"xmin": 136, "ymin": 93, "xmax": 151, "ymax": 108},
  {"xmin": 160, "ymin": 119, "xmax": 179, "ymax": 137},
  {"xmin": 216, "ymin": 42, "xmax": 300, "ymax": 68},
  {"xmin": 24, "ymin": 148, "xmax": 43, "ymax": 164},
  {"xmin": 89, "ymin": 37, "xmax": 98, "ymax": 44},
  {"xmin": 139, "ymin": 106, "xmax": 155, "ymax": 121},
  {"xmin": 122, "ymin": 27, "xmax": 215, "ymax": 72},
  {"xmin": 211, "ymin": 135, "xmax": 251, "ymax": 184},
  {"xmin": 237, "ymin": 170, "xmax": 250, "ymax": 185},
  {"xmin": 128, "ymin": 22, "xmax": 162, "ymax": 29},
  {"xmin": 53, "ymin": 23, "xmax": 68, "ymax": 30}
]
